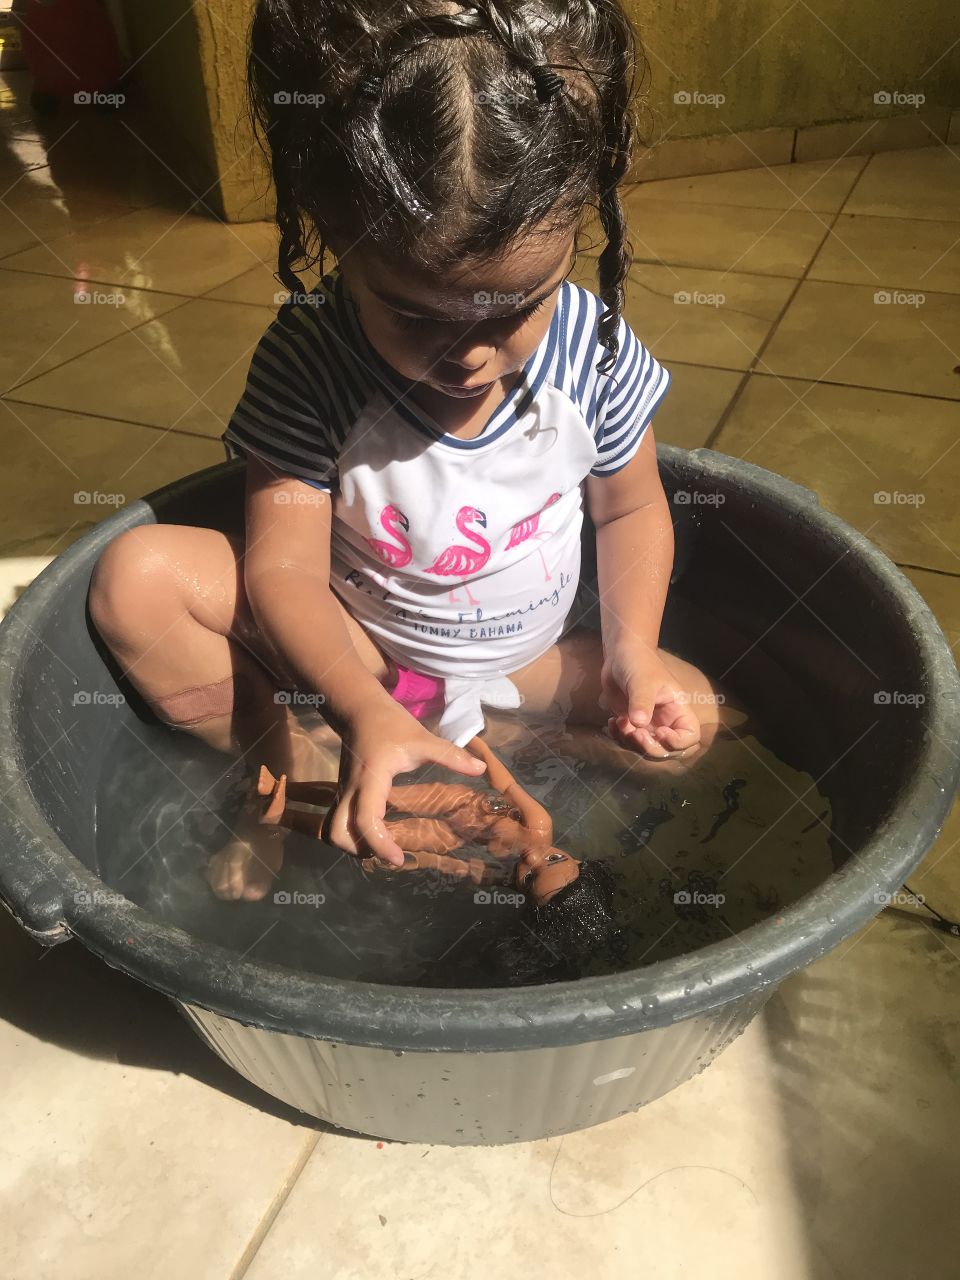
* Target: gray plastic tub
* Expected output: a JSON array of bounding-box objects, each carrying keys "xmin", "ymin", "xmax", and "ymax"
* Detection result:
[{"xmin": 0, "ymin": 447, "xmax": 957, "ymax": 1144}]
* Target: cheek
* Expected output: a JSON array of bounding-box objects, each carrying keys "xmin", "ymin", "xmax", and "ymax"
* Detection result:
[{"xmin": 362, "ymin": 318, "xmax": 426, "ymax": 376}]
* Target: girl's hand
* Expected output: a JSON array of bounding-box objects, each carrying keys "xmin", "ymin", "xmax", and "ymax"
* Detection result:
[
  {"xmin": 600, "ymin": 648, "xmax": 702, "ymax": 758},
  {"xmin": 326, "ymin": 703, "xmax": 486, "ymax": 865}
]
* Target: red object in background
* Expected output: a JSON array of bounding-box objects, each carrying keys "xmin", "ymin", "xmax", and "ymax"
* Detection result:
[{"xmin": 19, "ymin": 0, "xmax": 124, "ymax": 96}]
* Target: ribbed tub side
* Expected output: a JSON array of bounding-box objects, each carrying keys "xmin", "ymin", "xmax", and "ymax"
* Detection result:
[{"xmin": 180, "ymin": 989, "xmax": 771, "ymax": 1145}]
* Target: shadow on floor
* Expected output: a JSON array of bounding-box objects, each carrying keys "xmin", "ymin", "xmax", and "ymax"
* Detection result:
[
  {"xmin": 761, "ymin": 913, "xmax": 960, "ymax": 1280},
  {"xmin": 0, "ymin": 906, "xmax": 375, "ymax": 1140}
]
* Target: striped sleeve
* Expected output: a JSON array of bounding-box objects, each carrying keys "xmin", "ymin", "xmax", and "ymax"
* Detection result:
[
  {"xmin": 222, "ymin": 303, "xmax": 341, "ymax": 491},
  {"xmin": 591, "ymin": 313, "xmax": 671, "ymax": 477}
]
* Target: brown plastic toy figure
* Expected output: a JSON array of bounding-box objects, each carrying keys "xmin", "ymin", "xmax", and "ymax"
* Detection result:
[{"xmin": 255, "ymin": 736, "xmax": 582, "ymax": 906}]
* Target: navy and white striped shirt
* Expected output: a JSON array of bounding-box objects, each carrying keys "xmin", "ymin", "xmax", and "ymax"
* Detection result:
[
  {"xmin": 221, "ymin": 268, "xmax": 671, "ymax": 742},
  {"xmin": 222, "ymin": 268, "xmax": 670, "ymax": 489}
]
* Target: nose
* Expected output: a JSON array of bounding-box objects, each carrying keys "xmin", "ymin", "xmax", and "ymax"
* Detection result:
[{"xmin": 439, "ymin": 326, "xmax": 497, "ymax": 371}]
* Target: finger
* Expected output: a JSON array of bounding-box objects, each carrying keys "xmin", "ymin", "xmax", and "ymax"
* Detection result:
[
  {"xmin": 656, "ymin": 725, "xmax": 700, "ymax": 752},
  {"xmin": 430, "ymin": 739, "xmax": 488, "ymax": 777},
  {"xmin": 355, "ymin": 783, "xmax": 406, "ymax": 866},
  {"xmin": 325, "ymin": 788, "xmax": 361, "ymax": 857},
  {"xmin": 653, "ymin": 705, "xmax": 701, "ymax": 745},
  {"xmin": 609, "ymin": 715, "xmax": 668, "ymax": 758},
  {"xmin": 627, "ymin": 679, "xmax": 688, "ymax": 727},
  {"xmin": 614, "ymin": 715, "xmax": 672, "ymax": 758},
  {"xmin": 637, "ymin": 727, "xmax": 672, "ymax": 758},
  {"xmin": 654, "ymin": 715, "xmax": 702, "ymax": 750},
  {"xmin": 606, "ymin": 673, "xmax": 649, "ymax": 726}
]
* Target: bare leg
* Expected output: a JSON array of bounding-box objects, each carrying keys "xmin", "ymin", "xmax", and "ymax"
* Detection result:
[
  {"xmin": 501, "ymin": 626, "xmax": 743, "ymax": 775},
  {"xmin": 89, "ymin": 524, "xmax": 389, "ymax": 901}
]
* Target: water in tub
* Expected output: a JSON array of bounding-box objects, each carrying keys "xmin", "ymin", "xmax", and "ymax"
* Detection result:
[{"xmin": 94, "ymin": 667, "xmax": 836, "ymax": 988}]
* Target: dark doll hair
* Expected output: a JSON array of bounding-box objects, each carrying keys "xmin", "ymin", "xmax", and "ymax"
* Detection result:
[
  {"xmin": 487, "ymin": 858, "xmax": 625, "ymax": 986},
  {"xmin": 246, "ymin": 0, "xmax": 650, "ymax": 375}
]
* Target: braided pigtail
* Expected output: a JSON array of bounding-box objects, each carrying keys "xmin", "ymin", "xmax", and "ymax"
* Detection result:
[{"xmin": 590, "ymin": 0, "xmax": 642, "ymax": 376}]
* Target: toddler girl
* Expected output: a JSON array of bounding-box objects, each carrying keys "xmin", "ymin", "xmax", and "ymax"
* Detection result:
[{"xmin": 89, "ymin": 0, "xmax": 720, "ymax": 903}]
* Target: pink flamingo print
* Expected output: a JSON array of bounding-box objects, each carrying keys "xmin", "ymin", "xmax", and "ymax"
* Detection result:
[
  {"xmin": 504, "ymin": 491, "xmax": 561, "ymax": 582},
  {"xmin": 366, "ymin": 504, "xmax": 412, "ymax": 569},
  {"xmin": 423, "ymin": 505, "xmax": 490, "ymax": 605}
]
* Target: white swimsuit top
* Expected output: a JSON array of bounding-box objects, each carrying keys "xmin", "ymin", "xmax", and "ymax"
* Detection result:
[{"xmin": 223, "ymin": 268, "xmax": 670, "ymax": 743}]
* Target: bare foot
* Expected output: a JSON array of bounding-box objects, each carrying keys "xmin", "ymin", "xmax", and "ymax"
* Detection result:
[
  {"xmin": 205, "ymin": 804, "xmax": 288, "ymax": 902},
  {"xmin": 206, "ymin": 719, "xmax": 340, "ymax": 902}
]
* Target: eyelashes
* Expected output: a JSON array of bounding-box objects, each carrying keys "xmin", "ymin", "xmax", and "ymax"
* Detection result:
[{"xmin": 391, "ymin": 296, "xmax": 549, "ymax": 331}]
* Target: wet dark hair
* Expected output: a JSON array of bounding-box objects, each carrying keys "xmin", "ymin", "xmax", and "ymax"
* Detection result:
[
  {"xmin": 246, "ymin": 0, "xmax": 649, "ymax": 374},
  {"xmin": 488, "ymin": 858, "xmax": 624, "ymax": 985}
]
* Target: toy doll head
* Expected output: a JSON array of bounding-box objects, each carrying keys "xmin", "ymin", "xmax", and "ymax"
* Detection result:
[
  {"xmin": 514, "ymin": 841, "xmax": 580, "ymax": 905},
  {"xmin": 491, "ymin": 858, "xmax": 623, "ymax": 984}
]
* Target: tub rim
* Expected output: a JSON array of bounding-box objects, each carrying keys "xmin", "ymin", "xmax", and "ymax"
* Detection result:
[{"xmin": 0, "ymin": 447, "xmax": 956, "ymax": 1054}]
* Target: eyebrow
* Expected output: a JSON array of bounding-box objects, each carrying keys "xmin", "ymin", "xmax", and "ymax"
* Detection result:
[{"xmin": 370, "ymin": 271, "xmax": 564, "ymax": 321}]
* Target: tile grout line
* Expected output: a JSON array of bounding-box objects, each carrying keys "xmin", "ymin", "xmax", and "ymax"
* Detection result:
[
  {"xmin": 0, "ymin": 188, "xmax": 186, "ymax": 266},
  {"xmin": 1, "ymin": 293, "xmax": 201, "ymax": 395},
  {"xmin": 663, "ymin": 362, "xmax": 960, "ymax": 405},
  {"xmin": 0, "ymin": 392, "xmax": 230, "ymax": 443},
  {"xmin": 0, "ymin": 260, "xmax": 272, "ymax": 304},
  {"xmin": 228, "ymin": 1131, "xmax": 323, "ymax": 1280},
  {"xmin": 620, "ymin": 197, "xmax": 960, "ymax": 224},
  {"xmin": 701, "ymin": 153, "xmax": 877, "ymax": 450},
  {"xmin": 895, "ymin": 560, "xmax": 960, "ymax": 582}
]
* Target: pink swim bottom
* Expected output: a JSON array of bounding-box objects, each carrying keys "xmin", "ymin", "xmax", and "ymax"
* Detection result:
[{"xmin": 384, "ymin": 664, "xmax": 446, "ymax": 721}]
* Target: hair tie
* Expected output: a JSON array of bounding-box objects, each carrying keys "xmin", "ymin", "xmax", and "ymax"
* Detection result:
[{"xmin": 530, "ymin": 63, "xmax": 564, "ymax": 102}]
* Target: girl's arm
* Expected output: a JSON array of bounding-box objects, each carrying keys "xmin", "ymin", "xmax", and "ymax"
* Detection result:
[
  {"xmin": 585, "ymin": 428, "xmax": 700, "ymax": 754},
  {"xmin": 241, "ymin": 456, "xmax": 485, "ymax": 864}
]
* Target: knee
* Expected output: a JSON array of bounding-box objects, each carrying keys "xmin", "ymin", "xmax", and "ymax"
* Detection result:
[{"xmin": 88, "ymin": 527, "xmax": 177, "ymax": 647}]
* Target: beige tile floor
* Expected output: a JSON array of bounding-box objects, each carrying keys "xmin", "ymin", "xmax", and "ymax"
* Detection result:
[{"xmin": 1, "ymin": 70, "xmax": 958, "ymax": 1279}]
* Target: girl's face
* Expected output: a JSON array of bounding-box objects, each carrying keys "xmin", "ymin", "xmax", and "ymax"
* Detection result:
[{"xmin": 329, "ymin": 225, "xmax": 577, "ymax": 411}]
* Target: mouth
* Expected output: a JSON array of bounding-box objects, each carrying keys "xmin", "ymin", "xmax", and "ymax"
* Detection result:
[{"xmin": 432, "ymin": 378, "xmax": 495, "ymax": 398}]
